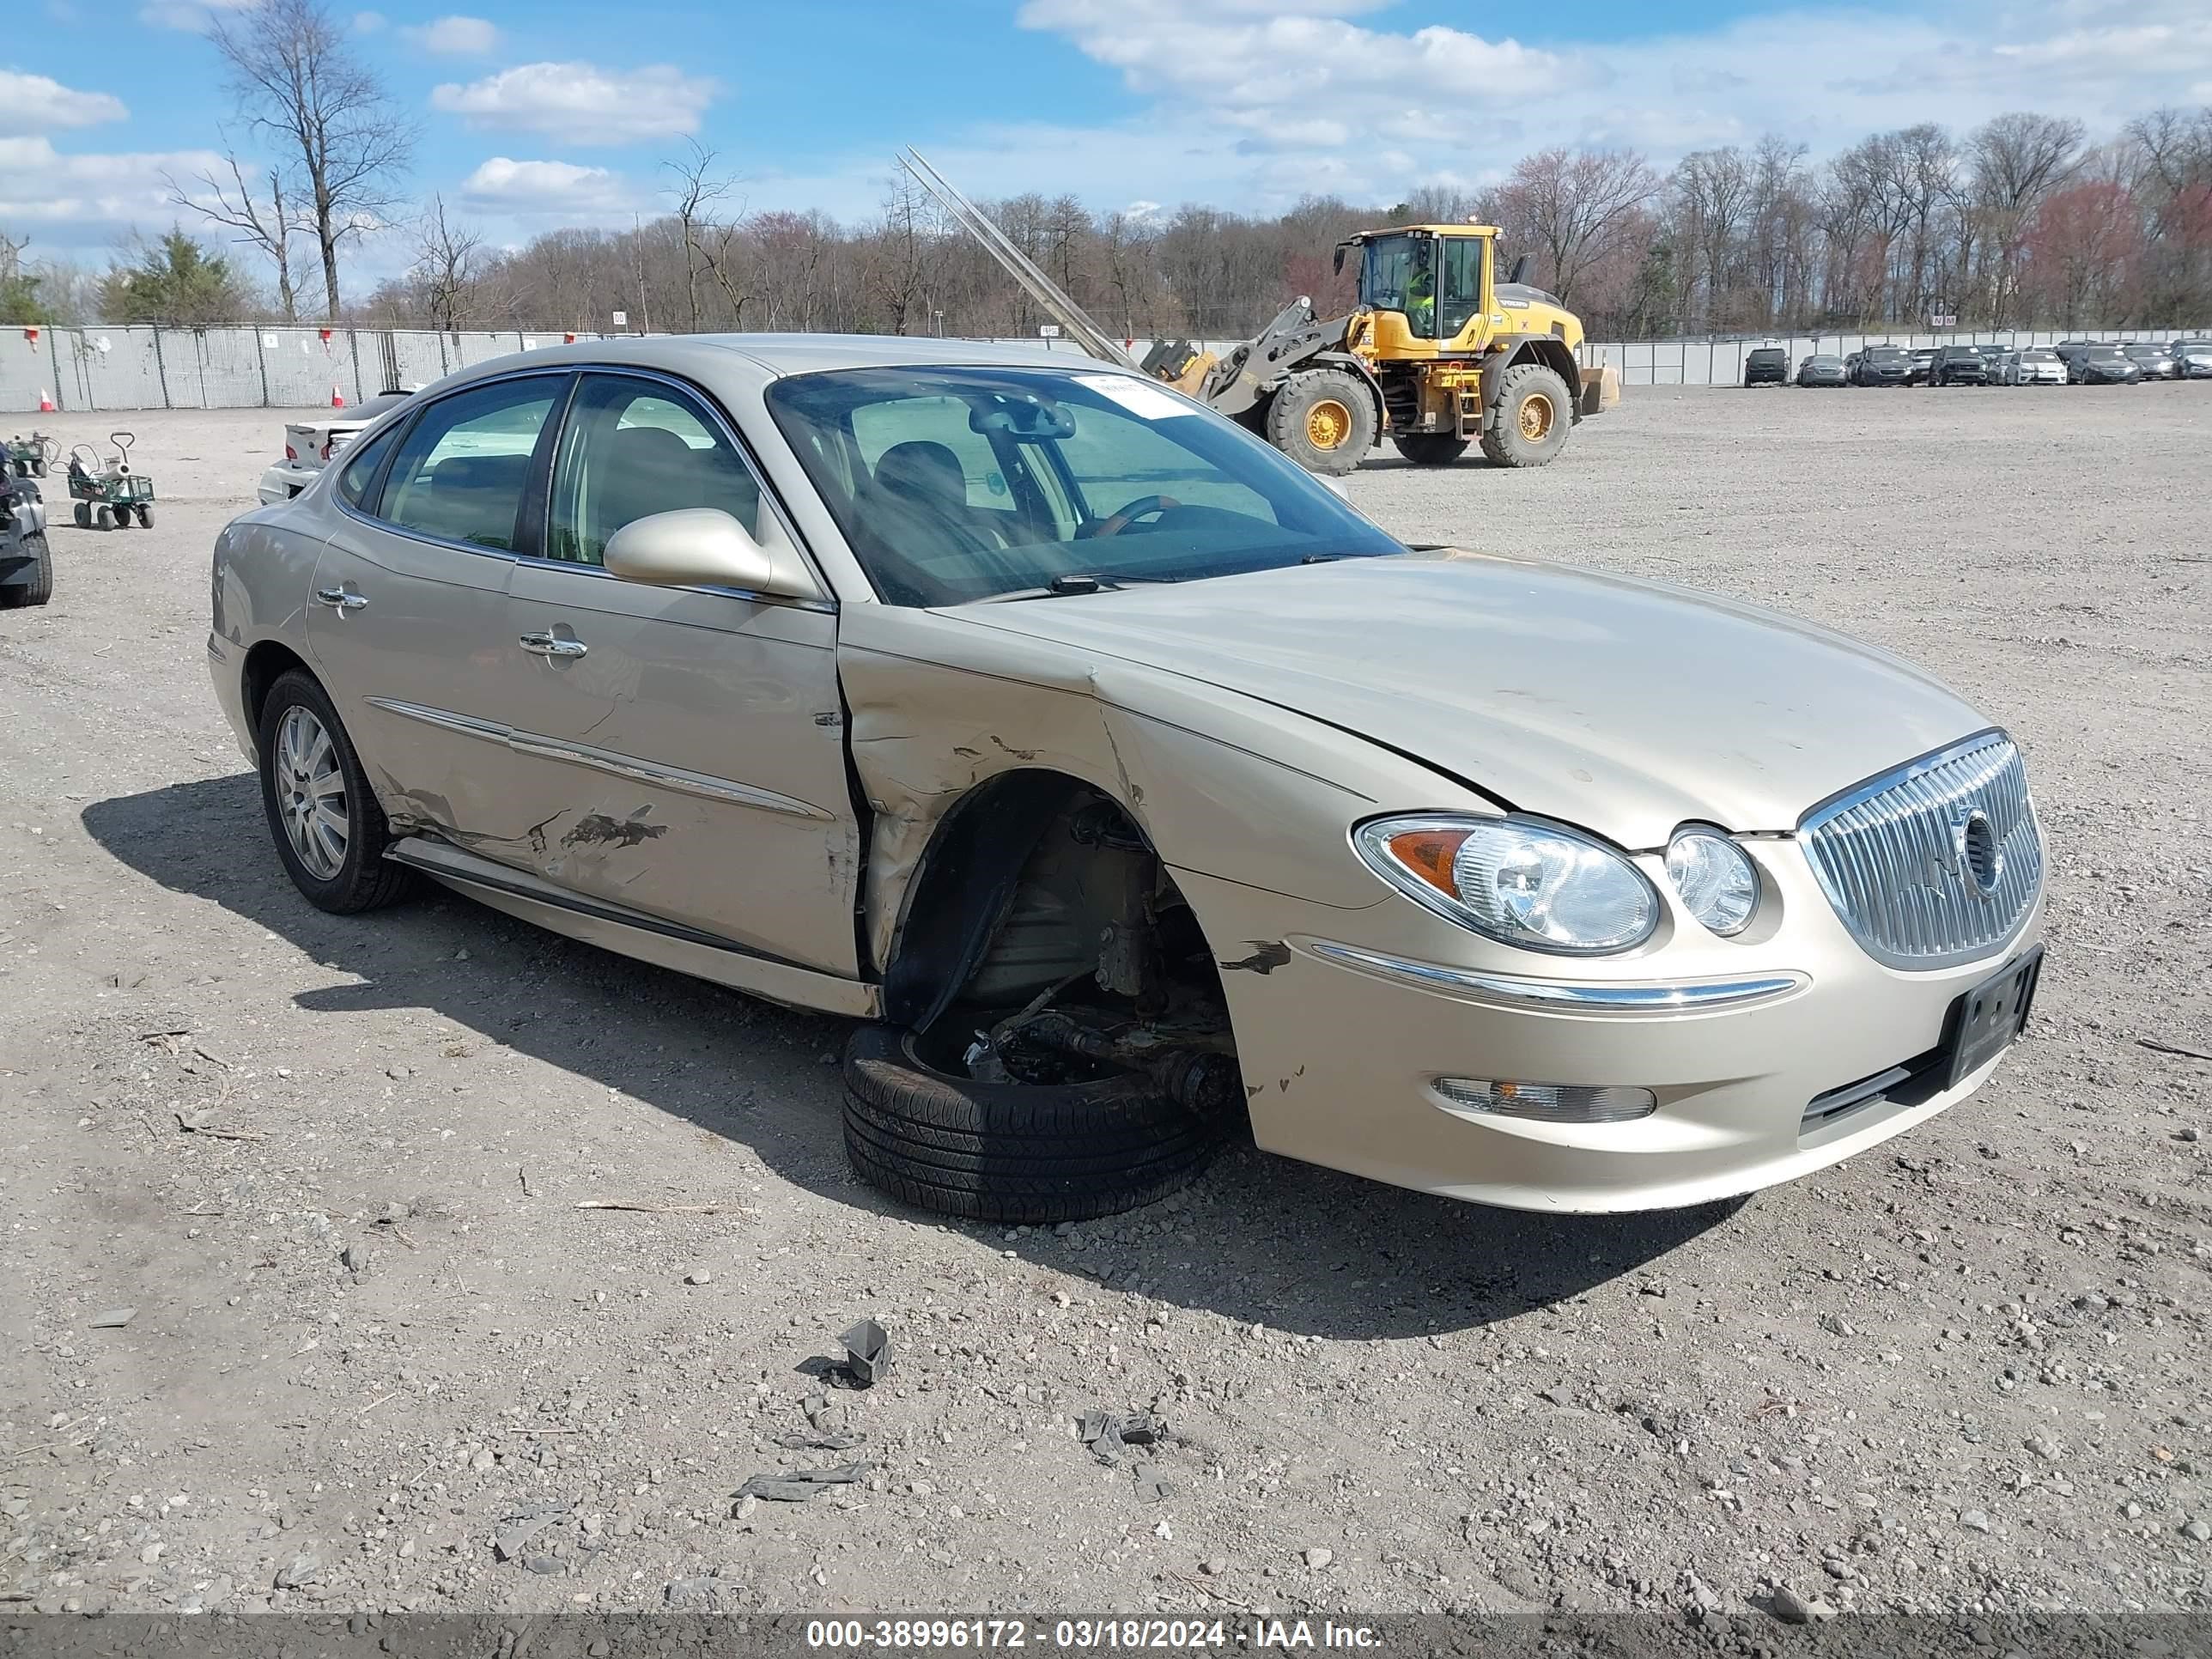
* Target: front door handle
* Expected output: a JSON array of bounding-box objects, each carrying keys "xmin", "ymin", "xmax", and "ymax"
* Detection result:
[
  {"xmin": 313, "ymin": 586, "xmax": 367, "ymax": 611},
  {"xmin": 519, "ymin": 631, "xmax": 587, "ymax": 659}
]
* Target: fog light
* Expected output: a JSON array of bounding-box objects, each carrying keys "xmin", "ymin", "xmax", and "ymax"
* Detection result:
[{"xmin": 1432, "ymin": 1078, "xmax": 1656, "ymax": 1124}]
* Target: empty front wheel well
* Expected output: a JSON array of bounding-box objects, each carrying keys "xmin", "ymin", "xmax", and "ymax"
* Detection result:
[{"xmin": 880, "ymin": 769, "xmax": 1221, "ymax": 1040}]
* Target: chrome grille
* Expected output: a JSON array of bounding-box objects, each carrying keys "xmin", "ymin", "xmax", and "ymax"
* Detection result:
[{"xmin": 1799, "ymin": 732, "xmax": 2042, "ymax": 970}]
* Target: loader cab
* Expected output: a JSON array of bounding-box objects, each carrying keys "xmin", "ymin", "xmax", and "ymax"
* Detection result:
[{"xmin": 1338, "ymin": 227, "xmax": 1497, "ymax": 344}]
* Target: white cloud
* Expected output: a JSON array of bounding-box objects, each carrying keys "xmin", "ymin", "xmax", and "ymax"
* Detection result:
[
  {"xmin": 353, "ymin": 9, "xmax": 386, "ymax": 30},
  {"xmin": 1005, "ymin": 0, "xmax": 2212, "ymax": 206},
  {"xmin": 403, "ymin": 14, "xmax": 499, "ymax": 54},
  {"xmin": 137, "ymin": 0, "xmax": 254, "ymax": 31},
  {"xmin": 459, "ymin": 155, "xmax": 639, "ymax": 218},
  {"xmin": 0, "ymin": 135, "xmax": 227, "ymax": 256},
  {"xmin": 430, "ymin": 62, "xmax": 717, "ymax": 144},
  {"xmin": 0, "ymin": 70, "xmax": 127, "ymax": 135}
]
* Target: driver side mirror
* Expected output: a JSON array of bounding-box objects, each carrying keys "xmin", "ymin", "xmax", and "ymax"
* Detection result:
[
  {"xmin": 1508, "ymin": 253, "xmax": 1533, "ymax": 286},
  {"xmin": 604, "ymin": 507, "xmax": 798, "ymax": 597},
  {"xmin": 1332, "ymin": 245, "xmax": 1347, "ymax": 276}
]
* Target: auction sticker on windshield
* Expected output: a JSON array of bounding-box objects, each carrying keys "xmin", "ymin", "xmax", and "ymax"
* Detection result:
[{"xmin": 1077, "ymin": 374, "xmax": 1195, "ymax": 420}]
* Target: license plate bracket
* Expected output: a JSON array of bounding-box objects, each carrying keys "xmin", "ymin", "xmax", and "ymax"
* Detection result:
[{"xmin": 1945, "ymin": 945, "xmax": 2044, "ymax": 1089}]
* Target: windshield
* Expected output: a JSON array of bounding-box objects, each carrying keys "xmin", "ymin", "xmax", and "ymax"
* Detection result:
[
  {"xmin": 1868, "ymin": 348, "xmax": 1908, "ymax": 360},
  {"xmin": 765, "ymin": 366, "xmax": 1403, "ymax": 607},
  {"xmin": 2022, "ymin": 349, "xmax": 2058, "ymax": 362}
]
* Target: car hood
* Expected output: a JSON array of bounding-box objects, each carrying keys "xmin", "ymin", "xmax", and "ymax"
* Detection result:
[{"xmin": 951, "ymin": 550, "xmax": 1987, "ymax": 848}]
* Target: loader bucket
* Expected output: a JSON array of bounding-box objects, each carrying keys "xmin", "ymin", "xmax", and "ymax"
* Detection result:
[{"xmin": 1578, "ymin": 364, "xmax": 1621, "ymax": 416}]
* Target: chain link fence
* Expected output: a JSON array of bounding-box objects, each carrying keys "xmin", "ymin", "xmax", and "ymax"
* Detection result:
[{"xmin": 4, "ymin": 322, "xmax": 2208, "ymax": 413}]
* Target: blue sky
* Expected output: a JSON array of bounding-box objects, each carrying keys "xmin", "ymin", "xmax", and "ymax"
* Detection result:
[{"xmin": 6, "ymin": 0, "xmax": 2210, "ymax": 280}]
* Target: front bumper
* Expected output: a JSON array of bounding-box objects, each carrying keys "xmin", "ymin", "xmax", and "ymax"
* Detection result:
[{"xmin": 1181, "ymin": 836, "xmax": 2043, "ymax": 1212}]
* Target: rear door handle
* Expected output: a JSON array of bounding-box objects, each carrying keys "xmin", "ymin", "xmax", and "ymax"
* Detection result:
[
  {"xmin": 519, "ymin": 631, "xmax": 586, "ymax": 659},
  {"xmin": 313, "ymin": 586, "xmax": 367, "ymax": 611}
]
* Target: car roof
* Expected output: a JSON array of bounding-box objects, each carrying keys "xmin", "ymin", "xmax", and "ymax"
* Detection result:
[{"xmin": 423, "ymin": 332, "xmax": 1120, "ymax": 401}]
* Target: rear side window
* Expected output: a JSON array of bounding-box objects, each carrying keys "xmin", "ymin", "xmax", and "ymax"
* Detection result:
[
  {"xmin": 336, "ymin": 422, "xmax": 400, "ymax": 510},
  {"xmin": 376, "ymin": 377, "xmax": 562, "ymax": 551}
]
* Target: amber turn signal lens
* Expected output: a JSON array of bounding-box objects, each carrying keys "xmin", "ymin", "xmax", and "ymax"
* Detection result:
[{"xmin": 1383, "ymin": 828, "xmax": 1474, "ymax": 896}]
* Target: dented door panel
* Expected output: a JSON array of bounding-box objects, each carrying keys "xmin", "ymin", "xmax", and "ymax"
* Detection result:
[{"xmin": 498, "ymin": 563, "xmax": 861, "ymax": 975}]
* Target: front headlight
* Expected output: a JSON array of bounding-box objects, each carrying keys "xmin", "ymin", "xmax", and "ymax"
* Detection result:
[
  {"xmin": 1665, "ymin": 827, "xmax": 1759, "ymax": 936},
  {"xmin": 1355, "ymin": 816, "xmax": 1658, "ymax": 954}
]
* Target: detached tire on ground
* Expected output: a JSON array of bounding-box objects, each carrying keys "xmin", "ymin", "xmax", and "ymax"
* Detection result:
[
  {"xmin": 1265, "ymin": 367, "xmax": 1376, "ymax": 476},
  {"xmin": 1392, "ymin": 433, "xmax": 1469, "ymax": 466},
  {"xmin": 0, "ymin": 532, "xmax": 52, "ymax": 608},
  {"xmin": 1480, "ymin": 362, "xmax": 1574, "ymax": 467},
  {"xmin": 842, "ymin": 1024, "xmax": 1236, "ymax": 1224}
]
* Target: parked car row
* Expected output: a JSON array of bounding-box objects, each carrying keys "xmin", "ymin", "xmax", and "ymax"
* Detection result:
[{"xmin": 1749, "ymin": 338, "xmax": 2212, "ymax": 387}]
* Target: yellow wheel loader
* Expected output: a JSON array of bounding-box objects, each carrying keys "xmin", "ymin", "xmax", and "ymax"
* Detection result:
[{"xmin": 899, "ymin": 150, "xmax": 1617, "ymax": 477}]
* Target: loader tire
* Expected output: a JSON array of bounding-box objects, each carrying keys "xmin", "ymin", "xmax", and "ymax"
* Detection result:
[
  {"xmin": 842, "ymin": 1024, "xmax": 1234, "ymax": 1224},
  {"xmin": 1392, "ymin": 433, "xmax": 1469, "ymax": 466},
  {"xmin": 1266, "ymin": 368, "xmax": 1376, "ymax": 476},
  {"xmin": 1480, "ymin": 363, "xmax": 1574, "ymax": 468}
]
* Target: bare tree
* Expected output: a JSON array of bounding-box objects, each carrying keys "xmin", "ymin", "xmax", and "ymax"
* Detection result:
[
  {"xmin": 662, "ymin": 140, "xmax": 744, "ymax": 332},
  {"xmin": 411, "ymin": 195, "xmax": 484, "ymax": 331},
  {"xmin": 1493, "ymin": 147, "xmax": 1661, "ymax": 307},
  {"xmin": 212, "ymin": 0, "xmax": 410, "ymax": 319},
  {"xmin": 164, "ymin": 152, "xmax": 307, "ymax": 322}
]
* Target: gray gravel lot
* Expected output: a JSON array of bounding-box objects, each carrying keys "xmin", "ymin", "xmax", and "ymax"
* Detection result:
[{"xmin": 2, "ymin": 385, "xmax": 2209, "ymax": 1624}]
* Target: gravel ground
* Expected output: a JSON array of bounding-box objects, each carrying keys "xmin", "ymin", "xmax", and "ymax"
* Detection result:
[{"xmin": 3, "ymin": 386, "xmax": 2209, "ymax": 1626}]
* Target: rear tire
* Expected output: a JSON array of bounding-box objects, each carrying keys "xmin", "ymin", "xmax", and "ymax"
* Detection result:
[
  {"xmin": 1392, "ymin": 433, "xmax": 1468, "ymax": 466},
  {"xmin": 1265, "ymin": 368, "xmax": 1376, "ymax": 477},
  {"xmin": 0, "ymin": 532, "xmax": 52, "ymax": 608},
  {"xmin": 1480, "ymin": 363, "xmax": 1574, "ymax": 467},
  {"xmin": 136, "ymin": 504, "xmax": 153, "ymax": 528},
  {"xmin": 94, "ymin": 506, "xmax": 112, "ymax": 531},
  {"xmin": 256, "ymin": 669, "xmax": 416, "ymax": 914},
  {"xmin": 73, "ymin": 502, "xmax": 89, "ymax": 528},
  {"xmin": 842, "ymin": 1024, "xmax": 1236, "ymax": 1224}
]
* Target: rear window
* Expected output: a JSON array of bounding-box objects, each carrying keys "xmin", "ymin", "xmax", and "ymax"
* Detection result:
[{"xmin": 1749, "ymin": 349, "xmax": 1785, "ymax": 362}]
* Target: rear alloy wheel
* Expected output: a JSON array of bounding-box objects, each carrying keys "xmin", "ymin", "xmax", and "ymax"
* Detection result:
[
  {"xmin": 842, "ymin": 1024, "xmax": 1238, "ymax": 1224},
  {"xmin": 256, "ymin": 670, "xmax": 415, "ymax": 914},
  {"xmin": 1480, "ymin": 363, "xmax": 1574, "ymax": 467},
  {"xmin": 1266, "ymin": 367, "xmax": 1376, "ymax": 476},
  {"xmin": 1393, "ymin": 432, "xmax": 1469, "ymax": 466}
]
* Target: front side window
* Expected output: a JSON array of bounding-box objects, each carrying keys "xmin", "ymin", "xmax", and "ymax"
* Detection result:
[
  {"xmin": 546, "ymin": 374, "xmax": 763, "ymax": 566},
  {"xmin": 766, "ymin": 366, "xmax": 1402, "ymax": 608},
  {"xmin": 376, "ymin": 376, "xmax": 561, "ymax": 551}
]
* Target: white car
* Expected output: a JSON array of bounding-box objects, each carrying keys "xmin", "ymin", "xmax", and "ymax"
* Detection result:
[
  {"xmin": 256, "ymin": 391, "xmax": 416, "ymax": 504},
  {"xmin": 1996, "ymin": 348, "xmax": 2066, "ymax": 386},
  {"xmin": 2172, "ymin": 339, "xmax": 2212, "ymax": 379}
]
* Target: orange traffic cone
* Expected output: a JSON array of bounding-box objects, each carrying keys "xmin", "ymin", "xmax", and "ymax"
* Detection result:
[
  {"xmin": 330, "ymin": 383, "xmax": 345, "ymax": 409},
  {"xmin": 37, "ymin": 387, "xmax": 55, "ymax": 412}
]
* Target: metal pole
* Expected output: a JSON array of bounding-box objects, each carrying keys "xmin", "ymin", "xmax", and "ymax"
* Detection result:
[
  {"xmin": 151, "ymin": 327, "xmax": 173, "ymax": 410},
  {"xmin": 256, "ymin": 327, "xmax": 270, "ymax": 407},
  {"xmin": 47, "ymin": 329, "xmax": 65, "ymax": 412}
]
